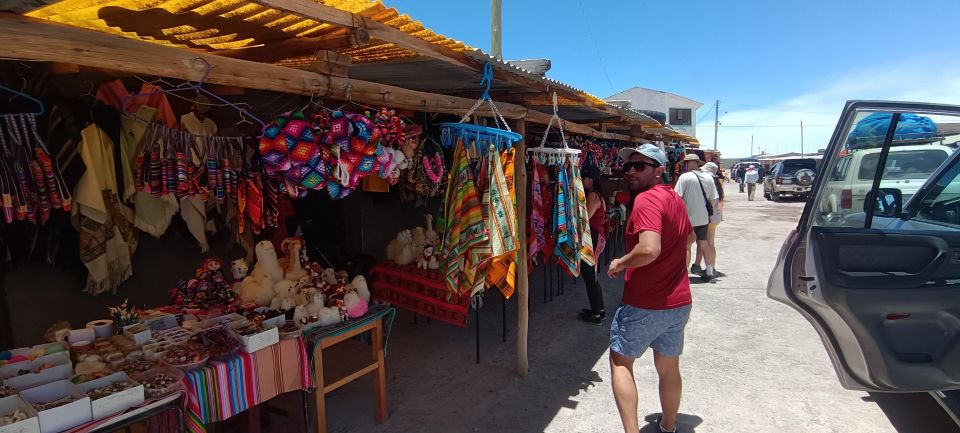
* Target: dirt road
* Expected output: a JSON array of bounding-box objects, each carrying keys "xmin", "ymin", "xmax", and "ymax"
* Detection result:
[{"xmin": 320, "ymin": 182, "xmax": 958, "ymax": 433}]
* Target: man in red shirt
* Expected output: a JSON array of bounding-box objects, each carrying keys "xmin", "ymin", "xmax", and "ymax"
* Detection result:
[{"xmin": 608, "ymin": 144, "xmax": 695, "ymax": 433}]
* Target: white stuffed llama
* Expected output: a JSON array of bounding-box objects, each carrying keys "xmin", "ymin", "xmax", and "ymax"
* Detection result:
[
  {"xmin": 424, "ymin": 213, "xmax": 438, "ymax": 245},
  {"xmin": 317, "ymin": 306, "xmax": 342, "ymax": 326},
  {"xmin": 239, "ymin": 241, "xmax": 284, "ymax": 306}
]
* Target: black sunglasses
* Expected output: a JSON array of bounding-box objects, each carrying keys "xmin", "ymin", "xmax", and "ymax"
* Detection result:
[{"xmin": 623, "ymin": 161, "xmax": 660, "ymax": 173}]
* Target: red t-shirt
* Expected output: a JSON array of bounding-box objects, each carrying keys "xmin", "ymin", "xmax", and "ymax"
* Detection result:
[{"xmin": 623, "ymin": 184, "xmax": 693, "ymax": 310}]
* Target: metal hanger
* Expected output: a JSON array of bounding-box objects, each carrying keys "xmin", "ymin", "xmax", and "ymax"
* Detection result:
[
  {"xmin": 121, "ymin": 58, "xmax": 265, "ymax": 127},
  {"xmin": 0, "ymin": 82, "xmax": 44, "ymax": 115}
]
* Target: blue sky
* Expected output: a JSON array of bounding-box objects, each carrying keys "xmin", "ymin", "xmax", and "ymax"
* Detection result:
[{"xmin": 386, "ymin": 0, "xmax": 960, "ymax": 157}]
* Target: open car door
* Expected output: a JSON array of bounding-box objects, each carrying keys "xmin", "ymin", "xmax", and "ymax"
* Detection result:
[{"xmin": 769, "ymin": 100, "xmax": 960, "ymax": 392}]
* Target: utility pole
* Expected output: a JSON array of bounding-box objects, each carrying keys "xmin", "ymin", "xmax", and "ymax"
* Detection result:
[
  {"xmin": 750, "ymin": 135, "xmax": 754, "ymax": 157},
  {"xmin": 491, "ymin": 0, "xmax": 502, "ymax": 60},
  {"xmin": 713, "ymin": 99, "xmax": 719, "ymax": 151},
  {"xmin": 800, "ymin": 120, "xmax": 805, "ymax": 158}
]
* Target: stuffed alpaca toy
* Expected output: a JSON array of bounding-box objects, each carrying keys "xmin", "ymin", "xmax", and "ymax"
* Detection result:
[
  {"xmin": 424, "ymin": 213, "xmax": 438, "ymax": 245},
  {"xmin": 271, "ymin": 279, "xmax": 297, "ymax": 310},
  {"xmin": 393, "ymin": 235, "xmax": 417, "ymax": 266},
  {"xmin": 344, "ymin": 291, "xmax": 368, "ymax": 319},
  {"xmin": 231, "ymin": 259, "xmax": 249, "ymax": 295},
  {"xmin": 281, "ymin": 297, "xmax": 296, "ymax": 312},
  {"xmin": 386, "ymin": 230, "xmax": 413, "ymax": 262},
  {"xmin": 239, "ymin": 241, "xmax": 283, "ymax": 306},
  {"xmin": 417, "ymin": 245, "xmax": 434, "ymax": 270},
  {"xmin": 279, "ymin": 237, "xmax": 309, "ymax": 282},
  {"xmin": 306, "ymin": 292, "xmax": 325, "ymax": 316},
  {"xmin": 322, "ymin": 268, "xmax": 338, "ymax": 286},
  {"xmin": 317, "ymin": 305, "xmax": 342, "ymax": 327},
  {"xmin": 293, "ymin": 305, "xmax": 309, "ymax": 324},
  {"xmin": 351, "ymin": 275, "xmax": 370, "ymax": 302}
]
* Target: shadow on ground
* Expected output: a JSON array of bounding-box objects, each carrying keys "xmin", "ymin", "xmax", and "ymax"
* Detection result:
[{"xmin": 864, "ymin": 393, "xmax": 960, "ymax": 433}]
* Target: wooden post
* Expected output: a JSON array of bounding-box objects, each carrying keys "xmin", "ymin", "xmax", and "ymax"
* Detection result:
[{"xmin": 515, "ymin": 119, "xmax": 529, "ymax": 376}]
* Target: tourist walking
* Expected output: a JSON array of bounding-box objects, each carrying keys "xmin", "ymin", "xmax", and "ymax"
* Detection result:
[
  {"xmin": 674, "ymin": 154, "xmax": 719, "ymax": 281},
  {"xmin": 692, "ymin": 162, "xmax": 723, "ymax": 278},
  {"xmin": 608, "ymin": 144, "xmax": 694, "ymax": 433},
  {"xmin": 745, "ymin": 164, "xmax": 760, "ymax": 201}
]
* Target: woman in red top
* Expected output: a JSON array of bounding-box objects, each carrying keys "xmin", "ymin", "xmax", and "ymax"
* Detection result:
[{"xmin": 579, "ymin": 165, "xmax": 607, "ymax": 323}]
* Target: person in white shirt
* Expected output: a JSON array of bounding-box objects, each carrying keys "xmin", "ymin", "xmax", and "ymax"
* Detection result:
[
  {"xmin": 674, "ymin": 154, "xmax": 720, "ymax": 281},
  {"xmin": 744, "ymin": 165, "xmax": 760, "ymax": 201}
]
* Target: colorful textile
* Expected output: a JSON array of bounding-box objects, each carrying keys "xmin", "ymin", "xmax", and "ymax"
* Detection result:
[
  {"xmin": 553, "ymin": 163, "xmax": 580, "ymax": 277},
  {"xmin": 572, "ymin": 163, "xmax": 596, "ymax": 268},
  {"xmin": 184, "ymin": 337, "xmax": 312, "ymax": 433},
  {"xmin": 528, "ymin": 159, "xmax": 547, "ymax": 266},
  {"xmin": 486, "ymin": 148, "xmax": 518, "ymax": 298},
  {"xmin": 442, "ymin": 141, "xmax": 490, "ymax": 297},
  {"xmin": 96, "ymin": 80, "xmax": 178, "ymax": 129}
]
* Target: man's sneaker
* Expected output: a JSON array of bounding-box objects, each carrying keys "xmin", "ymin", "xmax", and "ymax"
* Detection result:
[
  {"xmin": 577, "ymin": 311, "xmax": 603, "ymax": 324},
  {"xmin": 580, "ymin": 308, "xmax": 605, "ymax": 318},
  {"xmin": 689, "ymin": 264, "xmax": 703, "ymax": 275},
  {"xmin": 704, "ymin": 271, "xmax": 718, "ymax": 283}
]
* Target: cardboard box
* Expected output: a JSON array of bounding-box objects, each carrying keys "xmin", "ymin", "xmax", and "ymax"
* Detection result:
[
  {"xmin": 0, "ymin": 395, "xmax": 40, "ymax": 433},
  {"xmin": 19, "ymin": 381, "xmax": 91, "ymax": 433},
  {"xmin": 141, "ymin": 314, "xmax": 178, "ymax": 333},
  {"xmin": 0, "ymin": 353, "xmax": 70, "ymax": 381},
  {"xmin": 76, "ymin": 372, "xmax": 144, "ymax": 420},
  {"xmin": 196, "ymin": 314, "xmax": 245, "ymax": 331},
  {"xmin": 3, "ymin": 354, "xmax": 73, "ymax": 391},
  {"xmin": 121, "ymin": 325, "xmax": 152, "ymax": 346},
  {"xmin": 228, "ymin": 325, "xmax": 279, "ymax": 353}
]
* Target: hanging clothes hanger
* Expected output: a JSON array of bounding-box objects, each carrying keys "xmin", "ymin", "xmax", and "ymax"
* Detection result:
[
  {"xmin": 334, "ymin": 83, "xmax": 375, "ymax": 113},
  {"xmin": 121, "ymin": 58, "xmax": 265, "ymax": 128},
  {"xmin": 439, "ymin": 63, "xmax": 521, "ymax": 155},
  {"xmin": 526, "ymin": 92, "xmax": 580, "ymax": 166},
  {"xmin": 0, "ymin": 84, "xmax": 44, "ymax": 116}
]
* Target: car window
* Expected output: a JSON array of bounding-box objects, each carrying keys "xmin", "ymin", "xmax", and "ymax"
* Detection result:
[
  {"xmin": 782, "ymin": 159, "xmax": 817, "ymax": 175},
  {"xmin": 914, "ymin": 157, "xmax": 960, "ymax": 226},
  {"xmin": 812, "ymin": 110, "xmax": 959, "ymax": 228},
  {"xmin": 832, "ymin": 156, "xmax": 851, "ymax": 181},
  {"xmin": 857, "ymin": 150, "xmax": 948, "ymax": 181}
]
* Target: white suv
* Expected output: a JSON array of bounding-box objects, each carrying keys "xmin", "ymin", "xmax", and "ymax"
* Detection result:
[{"xmin": 818, "ymin": 143, "xmax": 954, "ymax": 220}]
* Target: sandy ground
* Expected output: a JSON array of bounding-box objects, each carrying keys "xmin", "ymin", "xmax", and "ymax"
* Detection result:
[{"xmin": 314, "ymin": 182, "xmax": 960, "ymax": 433}]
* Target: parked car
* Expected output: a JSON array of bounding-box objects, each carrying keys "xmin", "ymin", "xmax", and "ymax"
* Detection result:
[
  {"xmin": 818, "ymin": 144, "xmax": 954, "ymax": 220},
  {"xmin": 762, "ymin": 158, "xmax": 818, "ymax": 201},
  {"xmin": 768, "ymin": 101, "xmax": 960, "ymax": 422}
]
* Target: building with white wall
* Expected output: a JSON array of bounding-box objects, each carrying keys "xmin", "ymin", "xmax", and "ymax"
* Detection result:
[{"xmin": 605, "ymin": 87, "xmax": 704, "ymax": 136}]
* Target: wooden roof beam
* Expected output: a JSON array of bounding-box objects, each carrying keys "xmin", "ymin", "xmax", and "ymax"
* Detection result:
[{"xmin": 0, "ymin": 13, "xmax": 527, "ymax": 119}]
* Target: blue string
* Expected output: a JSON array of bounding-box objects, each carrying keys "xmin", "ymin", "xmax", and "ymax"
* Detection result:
[
  {"xmin": 0, "ymin": 85, "xmax": 44, "ymax": 116},
  {"xmin": 480, "ymin": 62, "xmax": 494, "ymax": 101}
]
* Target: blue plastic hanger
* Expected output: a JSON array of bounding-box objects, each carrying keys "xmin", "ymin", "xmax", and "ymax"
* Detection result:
[{"xmin": 0, "ymin": 84, "xmax": 44, "ymax": 116}]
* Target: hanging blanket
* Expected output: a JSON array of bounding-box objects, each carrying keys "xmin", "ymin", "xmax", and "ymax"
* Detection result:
[
  {"xmin": 73, "ymin": 124, "xmax": 138, "ymax": 294},
  {"xmin": 442, "ymin": 141, "xmax": 489, "ymax": 298},
  {"xmin": 572, "ymin": 163, "xmax": 596, "ymax": 268},
  {"xmin": 487, "ymin": 148, "xmax": 518, "ymax": 298},
  {"xmin": 553, "ymin": 163, "xmax": 580, "ymax": 277},
  {"xmin": 528, "ymin": 159, "xmax": 547, "ymax": 266}
]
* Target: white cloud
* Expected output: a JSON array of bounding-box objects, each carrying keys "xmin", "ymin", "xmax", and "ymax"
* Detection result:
[{"xmin": 700, "ymin": 54, "xmax": 960, "ymax": 159}]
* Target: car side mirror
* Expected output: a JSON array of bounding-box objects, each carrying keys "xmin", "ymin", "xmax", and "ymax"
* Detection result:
[{"xmin": 867, "ymin": 188, "xmax": 903, "ymax": 217}]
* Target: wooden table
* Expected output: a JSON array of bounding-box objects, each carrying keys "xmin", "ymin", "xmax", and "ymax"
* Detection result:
[{"xmin": 312, "ymin": 316, "xmax": 388, "ymax": 433}]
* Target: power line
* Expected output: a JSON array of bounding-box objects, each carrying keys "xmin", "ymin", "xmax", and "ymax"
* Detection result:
[
  {"xmin": 720, "ymin": 100, "xmax": 835, "ymax": 116},
  {"xmin": 713, "ymin": 124, "xmax": 833, "ymax": 128},
  {"xmin": 577, "ymin": 0, "xmax": 615, "ymax": 94}
]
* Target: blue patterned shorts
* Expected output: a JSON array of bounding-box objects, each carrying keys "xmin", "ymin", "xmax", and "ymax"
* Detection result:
[{"xmin": 610, "ymin": 304, "xmax": 692, "ymax": 358}]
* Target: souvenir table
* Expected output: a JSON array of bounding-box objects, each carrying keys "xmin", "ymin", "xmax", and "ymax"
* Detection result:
[{"xmin": 302, "ymin": 304, "xmax": 396, "ymax": 433}]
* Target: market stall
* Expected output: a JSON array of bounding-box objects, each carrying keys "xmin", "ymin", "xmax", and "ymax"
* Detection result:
[{"xmin": 0, "ymin": 1, "xmax": 663, "ymax": 432}]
